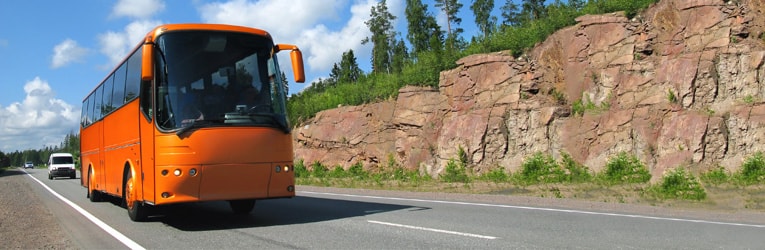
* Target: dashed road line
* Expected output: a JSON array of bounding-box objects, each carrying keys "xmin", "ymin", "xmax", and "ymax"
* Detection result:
[{"xmin": 368, "ymin": 220, "xmax": 498, "ymax": 239}]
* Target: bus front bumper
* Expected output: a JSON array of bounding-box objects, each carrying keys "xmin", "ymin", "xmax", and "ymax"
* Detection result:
[{"xmin": 153, "ymin": 163, "xmax": 295, "ymax": 205}]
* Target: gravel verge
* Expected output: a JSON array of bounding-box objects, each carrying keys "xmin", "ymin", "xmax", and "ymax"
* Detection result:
[{"xmin": 0, "ymin": 168, "xmax": 74, "ymax": 249}]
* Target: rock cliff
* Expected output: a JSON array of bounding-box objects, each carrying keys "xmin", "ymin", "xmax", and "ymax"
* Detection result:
[{"xmin": 294, "ymin": 0, "xmax": 765, "ymax": 181}]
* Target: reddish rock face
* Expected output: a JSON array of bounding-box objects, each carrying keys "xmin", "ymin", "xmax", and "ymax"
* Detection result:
[{"xmin": 293, "ymin": 0, "xmax": 765, "ymax": 180}]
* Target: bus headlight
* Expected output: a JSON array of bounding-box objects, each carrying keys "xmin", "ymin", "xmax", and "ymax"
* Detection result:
[
  {"xmin": 284, "ymin": 165, "xmax": 290, "ymax": 172},
  {"xmin": 189, "ymin": 168, "xmax": 197, "ymax": 176},
  {"xmin": 275, "ymin": 165, "xmax": 281, "ymax": 173},
  {"xmin": 173, "ymin": 169, "xmax": 182, "ymax": 176}
]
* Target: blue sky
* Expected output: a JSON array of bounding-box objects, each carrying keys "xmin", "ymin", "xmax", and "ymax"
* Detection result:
[{"xmin": 0, "ymin": 0, "xmax": 498, "ymax": 152}]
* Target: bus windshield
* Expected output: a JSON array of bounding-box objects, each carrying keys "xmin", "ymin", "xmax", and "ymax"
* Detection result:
[{"xmin": 154, "ymin": 31, "xmax": 289, "ymax": 133}]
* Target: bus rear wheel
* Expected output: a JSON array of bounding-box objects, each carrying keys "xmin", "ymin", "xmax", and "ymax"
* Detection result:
[
  {"xmin": 125, "ymin": 171, "xmax": 149, "ymax": 221},
  {"xmin": 229, "ymin": 199, "xmax": 256, "ymax": 214}
]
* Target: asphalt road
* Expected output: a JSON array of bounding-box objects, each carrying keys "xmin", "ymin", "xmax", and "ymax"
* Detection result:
[{"xmin": 19, "ymin": 168, "xmax": 765, "ymax": 249}]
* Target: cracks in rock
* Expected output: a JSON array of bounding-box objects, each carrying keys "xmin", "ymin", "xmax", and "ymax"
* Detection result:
[{"xmin": 458, "ymin": 68, "xmax": 478, "ymax": 101}]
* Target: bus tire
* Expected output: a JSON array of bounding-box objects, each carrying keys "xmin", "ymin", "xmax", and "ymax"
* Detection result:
[
  {"xmin": 229, "ymin": 199, "xmax": 256, "ymax": 214},
  {"xmin": 87, "ymin": 168, "xmax": 102, "ymax": 202},
  {"xmin": 125, "ymin": 170, "xmax": 148, "ymax": 221}
]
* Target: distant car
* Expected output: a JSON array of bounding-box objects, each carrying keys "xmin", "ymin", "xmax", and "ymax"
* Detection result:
[
  {"xmin": 48, "ymin": 153, "xmax": 76, "ymax": 180},
  {"xmin": 24, "ymin": 162, "xmax": 34, "ymax": 169}
]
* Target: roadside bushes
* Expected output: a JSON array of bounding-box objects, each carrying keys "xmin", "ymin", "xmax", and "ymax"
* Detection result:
[
  {"xmin": 700, "ymin": 152, "xmax": 765, "ymax": 185},
  {"xmin": 441, "ymin": 159, "xmax": 470, "ymax": 183},
  {"xmin": 295, "ymin": 151, "xmax": 765, "ymax": 201},
  {"xmin": 441, "ymin": 146, "xmax": 470, "ymax": 183},
  {"xmin": 296, "ymin": 156, "xmax": 430, "ymax": 187},
  {"xmin": 648, "ymin": 168, "xmax": 706, "ymax": 200},
  {"xmin": 517, "ymin": 152, "xmax": 567, "ymax": 184},
  {"xmin": 600, "ymin": 152, "xmax": 651, "ymax": 184},
  {"xmin": 738, "ymin": 152, "xmax": 765, "ymax": 184}
]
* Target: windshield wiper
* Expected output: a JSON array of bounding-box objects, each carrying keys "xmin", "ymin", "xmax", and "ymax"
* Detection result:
[{"xmin": 176, "ymin": 120, "xmax": 212, "ymax": 137}]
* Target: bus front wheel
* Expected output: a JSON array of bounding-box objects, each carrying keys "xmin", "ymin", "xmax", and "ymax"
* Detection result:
[
  {"xmin": 229, "ymin": 199, "xmax": 256, "ymax": 214},
  {"xmin": 87, "ymin": 168, "xmax": 102, "ymax": 202},
  {"xmin": 125, "ymin": 171, "xmax": 149, "ymax": 221}
]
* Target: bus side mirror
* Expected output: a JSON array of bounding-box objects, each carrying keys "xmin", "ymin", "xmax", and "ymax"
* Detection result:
[
  {"xmin": 275, "ymin": 44, "xmax": 305, "ymax": 83},
  {"xmin": 290, "ymin": 49, "xmax": 305, "ymax": 83},
  {"xmin": 141, "ymin": 43, "xmax": 154, "ymax": 81}
]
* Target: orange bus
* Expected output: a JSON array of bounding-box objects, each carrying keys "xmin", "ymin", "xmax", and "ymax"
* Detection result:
[{"xmin": 79, "ymin": 24, "xmax": 305, "ymax": 221}]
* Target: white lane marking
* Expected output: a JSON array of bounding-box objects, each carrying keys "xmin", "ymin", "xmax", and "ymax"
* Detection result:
[
  {"xmin": 22, "ymin": 169, "xmax": 146, "ymax": 250},
  {"xmin": 368, "ymin": 220, "xmax": 497, "ymax": 239},
  {"xmin": 300, "ymin": 191, "xmax": 765, "ymax": 228}
]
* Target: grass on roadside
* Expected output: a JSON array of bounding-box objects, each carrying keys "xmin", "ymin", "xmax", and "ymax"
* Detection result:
[{"xmin": 295, "ymin": 151, "xmax": 765, "ymax": 203}]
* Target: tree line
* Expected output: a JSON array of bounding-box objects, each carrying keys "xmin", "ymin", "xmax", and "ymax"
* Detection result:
[
  {"xmin": 287, "ymin": 0, "xmax": 656, "ymax": 126},
  {"xmin": 0, "ymin": 131, "xmax": 79, "ymax": 168}
]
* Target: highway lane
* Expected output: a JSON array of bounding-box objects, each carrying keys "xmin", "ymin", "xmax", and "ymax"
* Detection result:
[{"xmin": 21, "ymin": 168, "xmax": 765, "ymax": 249}]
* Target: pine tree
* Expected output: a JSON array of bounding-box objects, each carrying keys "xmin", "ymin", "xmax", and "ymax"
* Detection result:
[
  {"xmin": 500, "ymin": 0, "xmax": 522, "ymax": 27},
  {"xmin": 363, "ymin": 0, "xmax": 396, "ymax": 74},
  {"xmin": 329, "ymin": 50, "xmax": 363, "ymax": 85},
  {"xmin": 521, "ymin": 0, "xmax": 547, "ymax": 21},
  {"xmin": 0, "ymin": 151, "xmax": 9, "ymax": 167},
  {"xmin": 281, "ymin": 71, "xmax": 289, "ymax": 94},
  {"xmin": 405, "ymin": 0, "xmax": 442, "ymax": 55},
  {"xmin": 329, "ymin": 63, "xmax": 341, "ymax": 84},
  {"xmin": 391, "ymin": 38, "xmax": 408, "ymax": 74},
  {"xmin": 434, "ymin": 0, "xmax": 463, "ymax": 51},
  {"xmin": 470, "ymin": 0, "xmax": 496, "ymax": 39}
]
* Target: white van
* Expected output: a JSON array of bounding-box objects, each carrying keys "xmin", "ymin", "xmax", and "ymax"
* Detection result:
[{"xmin": 48, "ymin": 153, "xmax": 76, "ymax": 179}]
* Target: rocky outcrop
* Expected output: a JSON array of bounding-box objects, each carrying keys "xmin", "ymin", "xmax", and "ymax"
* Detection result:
[{"xmin": 294, "ymin": 0, "xmax": 765, "ymax": 181}]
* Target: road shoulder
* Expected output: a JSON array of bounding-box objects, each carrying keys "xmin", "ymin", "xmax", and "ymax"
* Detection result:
[
  {"xmin": 0, "ymin": 168, "xmax": 74, "ymax": 249},
  {"xmin": 298, "ymin": 185, "xmax": 765, "ymax": 225}
]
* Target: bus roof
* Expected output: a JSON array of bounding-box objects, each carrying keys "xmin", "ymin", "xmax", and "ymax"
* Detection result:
[{"xmin": 143, "ymin": 23, "xmax": 273, "ymax": 43}]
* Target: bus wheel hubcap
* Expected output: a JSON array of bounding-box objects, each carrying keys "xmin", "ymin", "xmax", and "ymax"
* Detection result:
[{"xmin": 126, "ymin": 177, "xmax": 135, "ymax": 209}]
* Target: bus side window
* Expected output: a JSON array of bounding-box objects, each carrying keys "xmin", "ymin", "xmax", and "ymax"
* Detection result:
[
  {"xmin": 140, "ymin": 81, "xmax": 153, "ymax": 120},
  {"xmin": 125, "ymin": 47, "xmax": 142, "ymax": 102},
  {"xmin": 92, "ymin": 85, "xmax": 103, "ymax": 122},
  {"xmin": 102, "ymin": 74, "xmax": 115, "ymax": 115},
  {"xmin": 112, "ymin": 63, "xmax": 127, "ymax": 107}
]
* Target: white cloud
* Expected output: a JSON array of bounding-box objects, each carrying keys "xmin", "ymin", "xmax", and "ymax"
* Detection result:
[
  {"xmin": 0, "ymin": 77, "xmax": 79, "ymax": 152},
  {"xmin": 199, "ymin": 0, "xmax": 347, "ymax": 39},
  {"xmin": 296, "ymin": 1, "xmax": 372, "ymax": 73},
  {"xmin": 51, "ymin": 39, "xmax": 89, "ymax": 69},
  {"xmin": 98, "ymin": 20, "xmax": 162, "ymax": 65},
  {"xmin": 111, "ymin": 0, "xmax": 165, "ymax": 19},
  {"xmin": 99, "ymin": 0, "xmax": 164, "ymax": 67}
]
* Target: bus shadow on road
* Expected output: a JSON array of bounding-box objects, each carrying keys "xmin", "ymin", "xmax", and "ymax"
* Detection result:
[{"xmin": 153, "ymin": 196, "xmax": 422, "ymax": 231}]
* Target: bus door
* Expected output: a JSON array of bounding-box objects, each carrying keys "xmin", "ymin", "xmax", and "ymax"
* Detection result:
[{"xmin": 139, "ymin": 80, "xmax": 156, "ymax": 204}]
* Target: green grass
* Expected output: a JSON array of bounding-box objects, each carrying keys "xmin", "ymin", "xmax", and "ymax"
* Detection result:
[
  {"xmin": 598, "ymin": 152, "xmax": 651, "ymax": 184},
  {"xmin": 667, "ymin": 89, "xmax": 677, "ymax": 103},
  {"xmin": 647, "ymin": 167, "xmax": 706, "ymax": 201},
  {"xmin": 479, "ymin": 167, "xmax": 509, "ymax": 183},
  {"xmin": 295, "ymin": 151, "xmax": 765, "ymax": 203},
  {"xmin": 517, "ymin": 152, "xmax": 566, "ymax": 184},
  {"xmin": 700, "ymin": 166, "xmax": 729, "ymax": 185},
  {"xmin": 560, "ymin": 152, "xmax": 592, "ymax": 182},
  {"xmin": 734, "ymin": 152, "xmax": 765, "ymax": 185}
]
